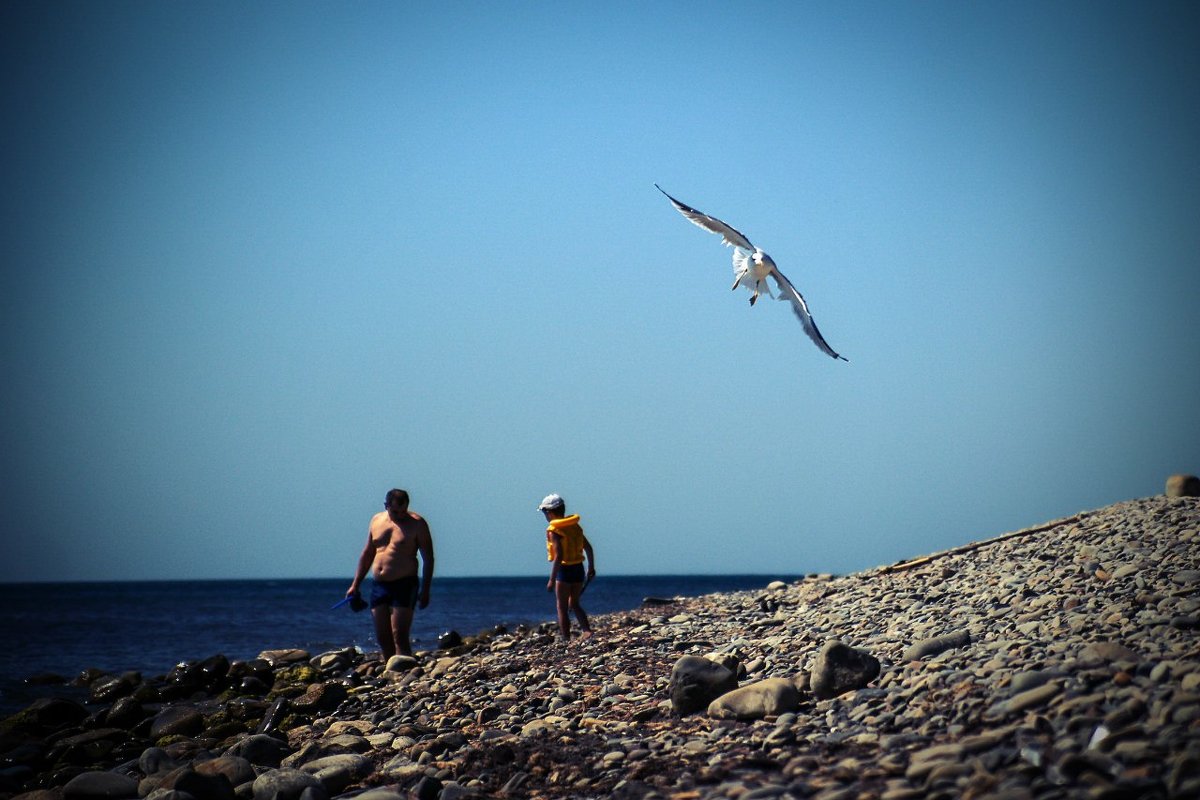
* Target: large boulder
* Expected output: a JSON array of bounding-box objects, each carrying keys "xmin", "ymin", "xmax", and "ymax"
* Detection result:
[
  {"xmin": 809, "ymin": 640, "xmax": 881, "ymax": 700},
  {"xmin": 669, "ymin": 655, "xmax": 738, "ymax": 715},
  {"xmin": 1166, "ymin": 474, "xmax": 1200, "ymax": 497},
  {"xmin": 707, "ymin": 677, "xmax": 801, "ymax": 720}
]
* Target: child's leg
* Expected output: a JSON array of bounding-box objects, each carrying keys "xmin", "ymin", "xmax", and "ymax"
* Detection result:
[
  {"xmin": 567, "ymin": 584, "xmax": 592, "ymax": 635},
  {"xmin": 554, "ymin": 581, "xmax": 572, "ymax": 638}
]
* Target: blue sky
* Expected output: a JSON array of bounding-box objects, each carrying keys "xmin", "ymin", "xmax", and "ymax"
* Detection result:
[{"xmin": 2, "ymin": 1, "xmax": 1197, "ymax": 582}]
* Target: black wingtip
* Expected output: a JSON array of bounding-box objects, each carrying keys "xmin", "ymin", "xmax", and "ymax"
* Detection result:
[{"xmin": 654, "ymin": 184, "xmax": 699, "ymax": 215}]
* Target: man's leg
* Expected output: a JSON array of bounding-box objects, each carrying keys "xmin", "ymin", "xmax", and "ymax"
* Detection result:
[
  {"xmin": 392, "ymin": 606, "xmax": 415, "ymax": 656},
  {"xmin": 372, "ymin": 605, "xmax": 397, "ymax": 659}
]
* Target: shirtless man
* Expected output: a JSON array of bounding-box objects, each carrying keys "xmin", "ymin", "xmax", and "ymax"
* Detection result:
[{"xmin": 346, "ymin": 489, "xmax": 434, "ymax": 658}]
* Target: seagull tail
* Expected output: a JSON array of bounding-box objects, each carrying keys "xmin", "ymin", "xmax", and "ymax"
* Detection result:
[{"xmin": 732, "ymin": 252, "xmax": 756, "ymax": 296}]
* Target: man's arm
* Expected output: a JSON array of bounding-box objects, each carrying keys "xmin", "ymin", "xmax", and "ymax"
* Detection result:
[
  {"xmin": 347, "ymin": 533, "xmax": 376, "ymax": 597},
  {"xmin": 417, "ymin": 520, "xmax": 434, "ymax": 609}
]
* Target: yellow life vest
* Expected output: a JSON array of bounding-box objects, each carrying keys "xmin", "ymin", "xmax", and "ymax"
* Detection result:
[{"xmin": 545, "ymin": 515, "xmax": 586, "ymax": 565}]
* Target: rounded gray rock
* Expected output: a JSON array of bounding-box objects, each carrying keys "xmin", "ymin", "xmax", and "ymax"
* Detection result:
[
  {"xmin": 225, "ymin": 734, "xmax": 291, "ymax": 768},
  {"xmin": 149, "ymin": 706, "xmax": 204, "ymax": 739},
  {"xmin": 670, "ymin": 655, "xmax": 738, "ymax": 715},
  {"xmin": 1166, "ymin": 474, "xmax": 1200, "ymax": 497},
  {"xmin": 707, "ymin": 677, "xmax": 800, "ymax": 720},
  {"xmin": 810, "ymin": 640, "xmax": 881, "ymax": 700},
  {"xmin": 252, "ymin": 768, "xmax": 326, "ymax": 800},
  {"xmin": 63, "ymin": 771, "xmax": 139, "ymax": 800}
]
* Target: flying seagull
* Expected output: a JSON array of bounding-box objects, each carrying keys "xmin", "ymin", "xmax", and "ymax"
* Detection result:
[{"xmin": 656, "ymin": 184, "xmax": 848, "ymax": 362}]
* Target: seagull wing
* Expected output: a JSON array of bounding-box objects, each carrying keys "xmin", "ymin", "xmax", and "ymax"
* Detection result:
[
  {"xmin": 768, "ymin": 266, "xmax": 848, "ymax": 361},
  {"xmin": 656, "ymin": 184, "xmax": 755, "ymax": 252}
]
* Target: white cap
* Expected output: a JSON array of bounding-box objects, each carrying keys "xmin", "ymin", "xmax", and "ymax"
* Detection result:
[{"xmin": 538, "ymin": 493, "xmax": 565, "ymax": 512}]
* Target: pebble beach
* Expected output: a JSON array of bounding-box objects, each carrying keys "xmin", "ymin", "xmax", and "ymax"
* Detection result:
[{"xmin": 3, "ymin": 490, "xmax": 1198, "ymax": 800}]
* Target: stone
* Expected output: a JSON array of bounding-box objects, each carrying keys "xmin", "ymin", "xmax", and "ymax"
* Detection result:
[
  {"xmin": 62, "ymin": 771, "xmax": 139, "ymax": 800},
  {"xmin": 809, "ymin": 640, "xmax": 881, "ymax": 700},
  {"xmin": 256, "ymin": 698, "xmax": 292, "ymax": 735},
  {"xmin": 1009, "ymin": 670, "xmax": 1062, "ymax": 694},
  {"xmin": 385, "ymin": 655, "xmax": 419, "ymax": 672},
  {"xmin": 520, "ymin": 716, "xmax": 569, "ymax": 736},
  {"xmin": 195, "ymin": 756, "xmax": 256, "ymax": 788},
  {"xmin": 985, "ymin": 681, "xmax": 1062, "ymax": 719},
  {"xmin": 298, "ymin": 754, "xmax": 372, "ymax": 795},
  {"xmin": 309, "ymin": 649, "xmax": 355, "ymax": 672},
  {"xmin": 902, "ymin": 630, "xmax": 971, "ymax": 661},
  {"xmin": 409, "ymin": 776, "xmax": 442, "ymax": 800},
  {"xmin": 20, "ymin": 697, "xmax": 89, "ymax": 731},
  {"xmin": 149, "ymin": 706, "xmax": 204, "ymax": 739},
  {"xmin": 140, "ymin": 747, "xmax": 184, "ymax": 776},
  {"xmin": 251, "ymin": 768, "xmax": 325, "ymax": 800},
  {"xmin": 1080, "ymin": 641, "xmax": 1141, "ymax": 664},
  {"xmin": 257, "ymin": 649, "xmax": 310, "ymax": 667},
  {"xmin": 669, "ymin": 655, "xmax": 738, "ymax": 715},
  {"xmin": 289, "ymin": 682, "xmax": 347, "ymax": 714},
  {"xmin": 225, "ymin": 734, "xmax": 291, "ymax": 768},
  {"xmin": 1166, "ymin": 474, "xmax": 1200, "ymax": 497},
  {"xmin": 281, "ymin": 735, "xmax": 369, "ymax": 769},
  {"xmin": 162, "ymin": 768, "xmax": 237, "ymax": 800},
  {"xmin": 104, "ymin": 696, "xmax": 146, "ymax": 729},
  {"xmin": 707, "ymin": 677, "xmax": 801, "ymax": 720},
  {"xmin": 90, "ymin": 673, "xmax": 140, "ymax": 703}
]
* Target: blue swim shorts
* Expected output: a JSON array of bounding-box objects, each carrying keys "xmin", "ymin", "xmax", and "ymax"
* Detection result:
[
  {"xmin": 369, "ymin": 576, "xmax": 420, "ymax": 609},
  {"xmin": 557, "ymin": 563, "xmax": 586, "ymax": 584}
]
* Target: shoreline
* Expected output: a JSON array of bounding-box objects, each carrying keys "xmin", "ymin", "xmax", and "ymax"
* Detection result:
[
  {"xmin": 2, "ymin": 494, "xmax": 1198, "ymax": 799},
  {"xmin": 0, "ymin": 575, "xmax": 796, "ymax": 708}
]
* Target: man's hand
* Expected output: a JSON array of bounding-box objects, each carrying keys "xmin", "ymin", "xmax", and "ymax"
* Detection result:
[{"xmin": 418, "ymin": 591, "xmax": 430, "ymax": 610}]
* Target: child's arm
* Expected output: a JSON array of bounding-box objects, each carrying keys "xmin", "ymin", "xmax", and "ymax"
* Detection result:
[
  {"xmin": 546, "ymin": 534, "xmax": 562, "ymax": 591},
  {"xmin": 583, "ymin": 535, "xmax": 596, "ymax": 577}
]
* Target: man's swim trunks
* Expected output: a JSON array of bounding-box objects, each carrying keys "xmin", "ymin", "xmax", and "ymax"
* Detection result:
[{"xmin": 369, "ymin": 576, "xmax": 420, "ymax": 609}]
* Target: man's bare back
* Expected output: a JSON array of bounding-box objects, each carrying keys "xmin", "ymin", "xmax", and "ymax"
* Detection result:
[{"xmin": 368, "ymin": 508, "xmax": 429, "ymax": 580}]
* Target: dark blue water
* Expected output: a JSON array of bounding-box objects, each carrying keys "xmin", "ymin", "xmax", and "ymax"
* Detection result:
[{"xmin": 0, "ymin": 575, "xmax": 788, "ymax": 714}]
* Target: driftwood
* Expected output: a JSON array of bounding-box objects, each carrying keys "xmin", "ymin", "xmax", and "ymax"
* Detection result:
[{"xmin": 877, "ymin": 512, "xmax": 1092, "ymax": 575}]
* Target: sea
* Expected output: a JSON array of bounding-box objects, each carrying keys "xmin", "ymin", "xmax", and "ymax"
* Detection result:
[{"xmin": 0, "ymin": 574, "xmax": 791, "ymax": 715}]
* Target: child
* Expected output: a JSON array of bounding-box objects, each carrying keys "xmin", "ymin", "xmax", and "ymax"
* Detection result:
[{"xmin": 538, "ymin": 493, "xmax": 596, "ymax": 641}]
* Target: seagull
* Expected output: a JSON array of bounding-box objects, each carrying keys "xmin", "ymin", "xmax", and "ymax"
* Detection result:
[{"xmin": 656, "ymin": 184, "xmax": 848, "ymax": 362}]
